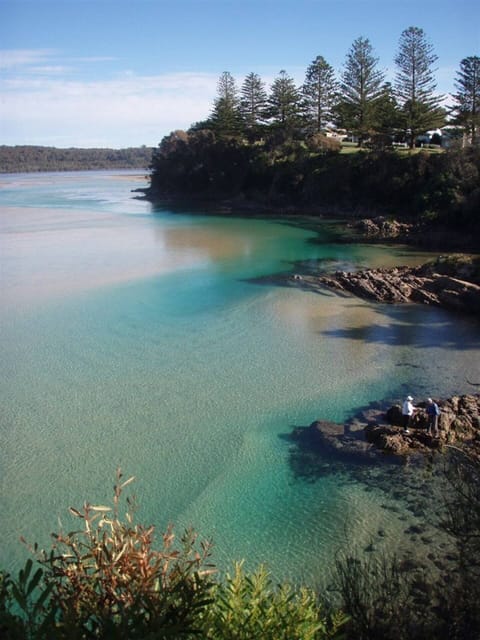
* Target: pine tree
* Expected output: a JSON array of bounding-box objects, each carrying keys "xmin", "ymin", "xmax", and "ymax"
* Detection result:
[
  {"xmin": 267, "ymin": 70, "xmax": 302, "ymax": 135},
  {"xmin": 374, "ymin": 83, "xmax": 402, "ymax": 138},
  {"xmin": 452, "ymin": 56, "xmax": 480, "ymax": 145},
  {"xmin": 338, "ymin": 36, "xmax": 385, "ymax": 144},
  {"xmin": 240, "ymin": 72, "xmax": 268, "ymax": 135},
  {"xmin": 210, "ymin": 71, "xmax": 243, "ymax": 137},
  {"xmin": 394, "ymin": 26, "xmax": 444, "ymax": 148},
  {"xmin": 302, "ymin": 55, "xmax": 338, "ymax": 133}
]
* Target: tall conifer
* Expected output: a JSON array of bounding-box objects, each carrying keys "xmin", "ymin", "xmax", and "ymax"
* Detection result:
[
  {"xmin": 267, "ymin": 70, "xmax": 302, "ymax": 135},
  {"xmin": 338, "ymin": 37, "xmax": 385, "ymax": 144},
  {"xmin": 394, "ymin": 26, "xmax": 444, "ymax": 148},
  {"xmin": 210, "ymin": 71, "xmax": 243, "ymax": 137},
  {"xmin": 453, "ymin": 56, "xmax": 480, "ymax": 145},
  {"xmin": 240, "ymin": 72, "xmax": 268, "ymax": 134},
  {"xmin": 302, "ymin": 55, "xmax": 338, "ymax": 133}
]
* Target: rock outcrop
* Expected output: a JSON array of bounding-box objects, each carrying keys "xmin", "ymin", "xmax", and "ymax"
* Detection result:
[
  {"xmin": 280, "ymin": 256, "xmax": 480, "ymax": 317},
  {"xmin": 291, "ymin": 394, "xmax": 480, "ymax": 463},
  {"xmin": 348, "ymin": 216, "xmax": 413, "ymax": 240}
]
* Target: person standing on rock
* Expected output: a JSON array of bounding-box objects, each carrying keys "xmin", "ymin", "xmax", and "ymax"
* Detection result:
[
  {"xmin": 401, "ymin": 395, "xmax": 415, "ymax": 433},
  {"xmin": 426, "ymin": 397, "xmax": 440, "ymax": 437}
]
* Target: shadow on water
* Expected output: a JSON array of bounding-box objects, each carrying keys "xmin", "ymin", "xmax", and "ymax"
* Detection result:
[
  {"xmin": 281, "ymin": 424, "xmax": 455, "ymax": 552},
  {"xmin": 279, "ymin": 384, "xmax": 467, "ymax": 539},
  {"xmin": 319, "ymin": 302, "xmax": 480, "ymax": 350}
]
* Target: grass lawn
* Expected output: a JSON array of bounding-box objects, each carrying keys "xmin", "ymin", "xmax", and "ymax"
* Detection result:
[{"xmin": 340, "ymin": 142, "xmax": 445, "ymax": 155}]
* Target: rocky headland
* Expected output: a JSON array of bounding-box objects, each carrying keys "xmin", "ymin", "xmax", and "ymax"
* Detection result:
[{"xmin": 291, "ymin": 393, "xmax": 480, "ymax": 463}]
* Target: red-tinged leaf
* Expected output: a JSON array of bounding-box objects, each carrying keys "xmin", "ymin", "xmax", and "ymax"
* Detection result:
[{"xmin": 69, "ymin": 507, "xmax": 84, "ymax": 518}]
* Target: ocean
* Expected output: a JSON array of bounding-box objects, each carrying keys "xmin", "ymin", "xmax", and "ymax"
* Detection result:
[{"xmin": 1, "ymin": 170, "xmax": 479, "ymax": 588}]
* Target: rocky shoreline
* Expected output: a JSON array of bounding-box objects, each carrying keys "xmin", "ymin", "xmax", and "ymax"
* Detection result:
[
  {"xmin": 258, "ymin": 252, "xmax": 480, "ymax": 318},
  {"xmin": 281, "ymin": 225, "xmax": 480, "ymax": 465},
  {"xmin": 291, "ymin": 393, "xmax": 480, "ymax": 463}
]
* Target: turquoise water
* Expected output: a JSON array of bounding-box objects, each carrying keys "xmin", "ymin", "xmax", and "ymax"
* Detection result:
[{"xmin": 1, "ymin": 171, "xmax": 479, "ymax": 587}]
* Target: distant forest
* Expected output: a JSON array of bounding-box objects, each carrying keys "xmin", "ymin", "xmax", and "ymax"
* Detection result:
[{"xmin": 0, "ymin": 145, "xmax": 153, "ymax": 173}]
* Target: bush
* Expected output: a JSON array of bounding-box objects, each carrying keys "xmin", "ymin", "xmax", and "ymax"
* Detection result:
[
  {"xmin": 2, "ymin": 469, "xmax": 215, "ymax": 639},
  {"xmin": 203, "ymin": 561, "xmax": 347, "ymax": 640},
  {"xmin": 306, "ymin": 134, "xmax": 342, "ymax": 154},
  {"xmin": 1, "ymin": 470, "xmax": 346, "ymax": 639}
]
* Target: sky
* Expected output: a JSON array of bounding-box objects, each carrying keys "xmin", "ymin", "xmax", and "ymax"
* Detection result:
[{"xmin": 0, "ymin": 0, "xmax": 479, "ymax": 149}]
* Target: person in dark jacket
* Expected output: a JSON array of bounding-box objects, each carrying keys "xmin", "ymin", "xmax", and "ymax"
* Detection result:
[{"xmin": 426, "ymin": 397, "xmax": 440, "ymax": 437}]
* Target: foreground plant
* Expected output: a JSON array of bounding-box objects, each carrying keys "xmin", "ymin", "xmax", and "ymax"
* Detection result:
[
  {"xmin": 3, "ymin": 469, "xmax": 215, "ymax": 639},
  {"xmin": 1, "ymin": 470, "xmax": 347, "ymax": 639},
  {"xmin": 202, "ymin": 560, "xmax": 347, "ymax": 640}
]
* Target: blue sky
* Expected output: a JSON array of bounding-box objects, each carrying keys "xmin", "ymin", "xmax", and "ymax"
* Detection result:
[{"xmin": 1, "ymin": 0, "xmax": 478, "ymax": 148}]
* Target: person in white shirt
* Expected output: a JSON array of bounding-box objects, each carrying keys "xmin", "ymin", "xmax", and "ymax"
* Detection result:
[{"xmin": 401, "ymin": 395, "xmax": 415, "ymax": 434}]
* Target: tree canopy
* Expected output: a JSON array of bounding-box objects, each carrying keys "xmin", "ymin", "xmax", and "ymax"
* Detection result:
[
  {"xmin": 394, "ymin": 26, "xmax": 445, "ymax": 147},
  {"xmin": 453, "ymin": 56, "xmax": 480, "ymax": 145},
  {"xmin": 338, "ymin": 37, "xmax": 385, "ymax": 144},
  {"xmin": 302, "ymin": 55, "xmax": 338, "ymax": 134}
]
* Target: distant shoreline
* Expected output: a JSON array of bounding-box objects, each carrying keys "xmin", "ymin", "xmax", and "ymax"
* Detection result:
[{"xmin": 0, "ymin": 145, "xmax": 153, "ymax": 173}]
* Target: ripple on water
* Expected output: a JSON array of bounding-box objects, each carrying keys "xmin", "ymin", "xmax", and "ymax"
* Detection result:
[{"xmin": 0, "ymin": 172, "xmax": 478, "ymax": 586}]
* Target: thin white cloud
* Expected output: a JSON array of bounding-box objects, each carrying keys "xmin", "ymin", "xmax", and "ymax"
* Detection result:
[
  {"xmin": 0, "ymin": 71, "xmax": 219, "ymax": 147},
  {"xmin": 74, "ymin": 56, "xmax": 118, "ymax": 63},
  {"xmin": 28, "ymin": 66, "xmax": 74, "ymax": 76},
  {"xmin": 0, "ymin": 49, "xmax": 57, "ymax": 70}
]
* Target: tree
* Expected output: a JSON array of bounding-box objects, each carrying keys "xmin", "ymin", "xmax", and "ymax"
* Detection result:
[
  {"xmin": 372, "ymin": 82, "xmax": 403, "ymax": 145},
  {"xmin": 338, "ymin": 36, "xmax": 385, "ymax": 144},
  {"xmin": 302, "ymin": 55, "xmax": 338, "ymax": 133},
  {"xmin": 452, "ymin": 56, "xmax": 480, "ymax": 145},
  {"xmin": 394, "ymin": 26, "xmax": 444, "ymax": 148},
  {"xmin": 267, "ymin": 70, "xmax": 303, "ymax": 135},
  {"xmin": 210, "ymin": 71, "xmax": 243, "ymax": 137},
  {"xmin": 240, "ymin": 72, "xmax": 268, "ymax": 137}
]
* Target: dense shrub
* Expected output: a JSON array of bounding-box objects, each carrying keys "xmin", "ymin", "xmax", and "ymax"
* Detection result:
[
  {"xmin": 1, "ymin": 470, "xmax": 215, "ymax": 639},
  {"xmin": 148, "ymin": 132, "xmax": 480, "ymax": 234},
  {"xmin": 0, "ymin": 470, "xmax": 346, "ymax": 639},
  {"xmin": 203, "ymin": 561, "xmax": 347, "ymax": 640}
]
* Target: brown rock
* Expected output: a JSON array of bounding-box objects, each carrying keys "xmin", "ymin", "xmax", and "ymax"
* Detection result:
[{"xmin": 293, "ymin": 394, "xmax": 480, "ymax": 461}]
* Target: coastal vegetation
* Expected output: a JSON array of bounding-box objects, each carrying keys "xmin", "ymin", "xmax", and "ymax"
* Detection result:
[
  {"xmin": 0, "ymin": 470, "xmax": 346, "ymax": 640},
  {"xmin": 147, "ymin": 29, "xmax": 479, "ymax": 240},
  {"xmin": 0, "ymin": 146, "xmax": 152, "ymax": 173},
  {"xmin": 149, "ymin": 139, "xmax": 480, "ymax": 236},
  {"xmin": 1, "ymin": 455, "xmax": 479, "ymax": 639}
]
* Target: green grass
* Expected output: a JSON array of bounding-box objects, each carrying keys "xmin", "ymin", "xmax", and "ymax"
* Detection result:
[{"xmin": 339, "ymin": 142, "xmax": 445, "ymax": 155}]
